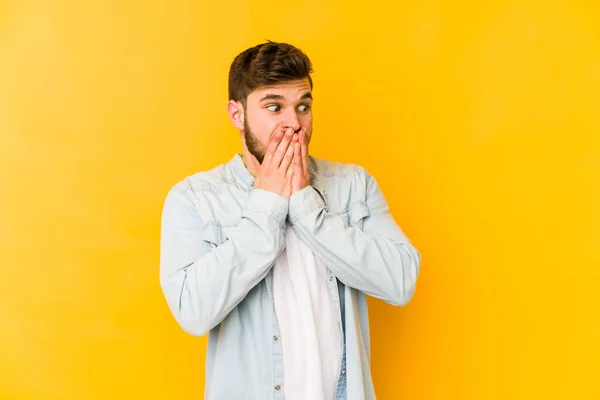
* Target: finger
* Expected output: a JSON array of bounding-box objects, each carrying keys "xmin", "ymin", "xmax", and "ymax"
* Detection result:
[
  {"xmin": 293, "ymin": 141, "xmax": 302, "ymax": 180},
  {"xmin": 273, "ymin": 128, "xmax": 294, "ymax": 167},
  {"xmin": 286, "ymin": 153, "xmax": 294, "ymax": 179},
  {"xmin": 284, "ymin": 164, "xmax": 293, "ymax": 199},
  {"xmin": 262, "ymin": 129, "xmax": 285, "ymax": 165},
  {"xmin": 281, "ymin": 133, "xmax": 297, "ymax": 171},
  {"xmin": 300, "ymin": 130, "xmax": 309, "ymax": 176},
  {"xmin": 285, "ymin": 148, "xmax": 295, "ymax": 190}
]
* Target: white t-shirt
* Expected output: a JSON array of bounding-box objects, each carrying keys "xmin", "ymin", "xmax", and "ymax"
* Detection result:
[{"xmin": 273, "ymin": 223, "xmax": 342, "ymax": 400}]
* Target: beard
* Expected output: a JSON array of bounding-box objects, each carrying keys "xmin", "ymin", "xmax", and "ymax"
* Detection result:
[
  {"xmin": 244, "ymin": 118, "xmax": 267, "ymax": 164},
  {"xmin": 244, "ymin": 119, "xmax": 311, "ymax": 165}
]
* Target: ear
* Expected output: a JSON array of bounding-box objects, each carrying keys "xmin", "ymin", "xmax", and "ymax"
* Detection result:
[{"xmin": 227, "ymin": 100, "xmax": 245, "ymax": 131}]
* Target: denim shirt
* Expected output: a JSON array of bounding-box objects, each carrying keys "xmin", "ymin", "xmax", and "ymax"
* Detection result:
[{"xmin": 160, "ymin": 154, "xmax": 421, "ymax": 400}]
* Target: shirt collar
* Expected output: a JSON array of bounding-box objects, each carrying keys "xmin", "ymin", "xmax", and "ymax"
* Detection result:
[
  {"xmin": 229, "ymin": 152, "xmax": 321, "ymax": 192},
  {"xmin": 229, "ymin": 153, "xmax": 256, "ymax": 190}
]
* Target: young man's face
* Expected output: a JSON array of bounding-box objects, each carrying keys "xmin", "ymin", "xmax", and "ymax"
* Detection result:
[{"xmin": 243, "ymin": 79, "xmax": 313, "ymax": 163}]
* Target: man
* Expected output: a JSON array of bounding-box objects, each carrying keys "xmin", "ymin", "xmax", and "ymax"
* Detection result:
[{"xmin": 160, "ymin": 41, "xmax": 421, "ymax": 400}]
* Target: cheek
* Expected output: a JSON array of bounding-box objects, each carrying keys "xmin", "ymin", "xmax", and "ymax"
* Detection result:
[
  {"xmin": 301, "ymin": 111, "xmax": 313, "ymax": 123},
  {"xmin": 301, "ymin": 114, "xmax": 313, "ymax": 130},
  {"xmin": 258, "ymin": 116, "xmax": 284, "ymax": 135},
  {"xmin": 247, "ymin": 114, "xmax": 277, "ymax": 143}
]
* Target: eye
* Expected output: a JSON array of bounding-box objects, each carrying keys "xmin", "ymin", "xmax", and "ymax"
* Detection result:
[
  {"xmin": 267, "ymin": 105, "xmax": 281, "ymax": 112},
  {"xmin": 298, "ymin": 104, "xmax": 311, "ymax": 112}
]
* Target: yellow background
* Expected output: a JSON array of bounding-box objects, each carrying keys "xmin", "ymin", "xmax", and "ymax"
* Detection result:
[{"xmin": 1, "ymin": 0, "xmax": 598, "ymax": 399}]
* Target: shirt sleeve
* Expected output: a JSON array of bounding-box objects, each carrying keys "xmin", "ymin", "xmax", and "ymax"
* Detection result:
[
  {"xmin": 160, "ymin": 183, "xmax": 288, "ymax": 336},
  {"xmin": 288, "ymin": 171, "xmax": 420, "ymax": 306}
]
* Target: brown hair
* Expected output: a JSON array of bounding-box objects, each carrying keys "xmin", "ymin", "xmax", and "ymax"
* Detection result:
[{"xmin": 228, "ymin": 41, "xmax": 313, "ymax": 104}]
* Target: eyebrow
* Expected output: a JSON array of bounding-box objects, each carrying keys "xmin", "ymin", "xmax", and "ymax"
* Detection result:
[
  {"xmin": 259, "ymin": 94, "xmax": 284, "ymax": 102},
  {"xmin": 259, "ymin": 92, "xmax": 313, "ymax": 102}
]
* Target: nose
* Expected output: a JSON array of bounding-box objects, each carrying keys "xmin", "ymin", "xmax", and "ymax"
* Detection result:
[{"xmin": 282, "ymin": 108, "xmax": 301, "ymax": 132}]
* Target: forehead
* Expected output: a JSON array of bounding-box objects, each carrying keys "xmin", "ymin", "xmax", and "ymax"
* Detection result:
[{"xmin": 248, "ymin": 79, "xmax": 312, "ymax": 100}]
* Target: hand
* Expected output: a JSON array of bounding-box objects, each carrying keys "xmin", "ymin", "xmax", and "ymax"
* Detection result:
[
  {"xmin": 249, "ymin": 128, "xmax": 299, "ymax": 199},
  {"xmin": 291, "ymin": 129, "xmax": 310, "ymax": 195}
]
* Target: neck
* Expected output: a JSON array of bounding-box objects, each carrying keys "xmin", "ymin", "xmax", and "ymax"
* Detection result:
[{"xmin": 241, "ymin": 151, "xmax": 259, "ymax": 178}]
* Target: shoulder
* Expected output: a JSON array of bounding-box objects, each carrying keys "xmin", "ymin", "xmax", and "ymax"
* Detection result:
[
  {"xmin": 310, "ymin": 156, "xmax": 372, "ymax": 181},
  {"xmin": 168, "ymin": 162, "xmax": 234, "ymax": 197},
  {"xmin": 164, "ymin": 161, "xmax": 236, "ymax": 210}
]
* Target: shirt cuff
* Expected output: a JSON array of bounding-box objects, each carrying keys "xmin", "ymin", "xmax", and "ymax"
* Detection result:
[
  {"xmin": 245, "ymin": 188, "xmax": 289, "ymax": 226},
  {"xmin": 289, "ymin": 185, "xmax": 326, "ymax": 223}
]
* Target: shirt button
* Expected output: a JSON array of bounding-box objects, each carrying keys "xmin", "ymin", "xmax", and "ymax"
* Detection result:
[
  {"xmin": 341, "ymin": 369, "xmax": 346, "ymax": 375},
  {"xmin": 273, "ymin": 335, "xmax": 278, "ymax": 341},
  {"xmin": 274, "ymin": 385, "xmax": 281, "ymax": 391},
  {"xmin": 329, "ymin": 275, "xmax": 334, "ymax": 281}
]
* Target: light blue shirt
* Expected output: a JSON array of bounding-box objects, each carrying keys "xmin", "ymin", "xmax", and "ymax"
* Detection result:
[{"xmin": 160, "ymin": 154, "xmax": 421, "ymax": 400}]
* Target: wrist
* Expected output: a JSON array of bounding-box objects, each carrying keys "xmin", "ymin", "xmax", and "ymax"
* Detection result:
[{"xmin": 288, "ymin": 185, "xmax": 325, "ymax": 223}]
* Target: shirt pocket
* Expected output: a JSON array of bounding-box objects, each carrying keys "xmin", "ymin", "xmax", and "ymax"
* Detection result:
[
  {"xmin": 349, "ymin": 201, "xmax": 370, "ymax": 230},
  {"xmin": 201, "ymin": 221, "xmax": 224, "ymax": 248}
]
